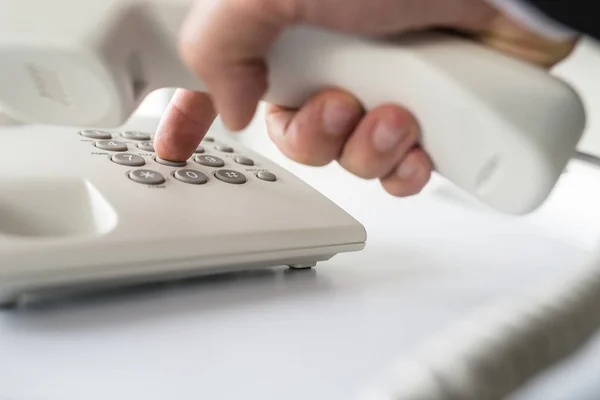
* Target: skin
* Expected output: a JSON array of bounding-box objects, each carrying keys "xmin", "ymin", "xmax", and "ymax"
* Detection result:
[{"xmin": 154, "ymin": 0, "xmax": 578, "ymax": 197}]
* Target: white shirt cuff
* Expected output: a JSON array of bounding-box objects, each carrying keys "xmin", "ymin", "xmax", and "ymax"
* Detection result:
[{"xmin": 486, "ymin": 0, "xmax": 579, "ymax": 40}]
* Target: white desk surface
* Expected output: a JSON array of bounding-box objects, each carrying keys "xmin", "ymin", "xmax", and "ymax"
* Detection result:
[{"xmin": 2, "ymin": 114, "xmax": 600, "ymax": 400}]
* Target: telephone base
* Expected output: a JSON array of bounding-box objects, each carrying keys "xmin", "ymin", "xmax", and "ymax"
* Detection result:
[
  {"xmin": 0, "ymin": 243, "xmax": 362, "ymax": 310},
  {"xmin": 0, "ymin": 118, "xmax": 367, "ymax": 308}
]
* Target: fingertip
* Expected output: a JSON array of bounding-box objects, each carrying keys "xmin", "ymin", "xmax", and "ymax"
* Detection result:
[
  {"xmin": 154, "ymin": 90, "xmax": 217, "ymax": 161},
  {"xmin": 380, "ymin": 148, "xmax": 432, "ymax": 197}
]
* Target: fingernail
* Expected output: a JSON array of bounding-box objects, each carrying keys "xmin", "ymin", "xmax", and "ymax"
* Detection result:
[
  {"xmin": 322, "ymin": 100, "xmax": 360, "ymax": 136},
  {"xmin": 397, "ymin": 160, "xmax": 418, "ymax": 180},
  {"xmin": 372, "ymin": 121, "xmax": 406, "ymax": 152}
]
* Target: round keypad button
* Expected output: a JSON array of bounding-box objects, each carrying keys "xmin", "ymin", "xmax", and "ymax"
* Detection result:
[
  {"xmin": 195, "ymin": 155, "xmax": 225, "ymax": 168},
  {"xmin": 256, "ymin": 171, "xmax": 277, "ymax": 182},
  {"xmin": 215, "ymin": 145, "xmax": 234, "ymax": 153},
  {"xmin": 155, "ymin": 156, "xmax": 187, "ymax": 167},
  {"xmin": 111, "ymin": 153, "xmax": 145, "ymax": 167},
  {"xmin": 95, "ymin": 140, "xmax": 128, "ymax": 151},
  {"xmin": 174, "ymin": 169, "xmax": 209, "ymax": 185},
  {"xmin": 215, "ymin": 169, "xmax": 247, "ymax": 184},
  {"xmin": 137, "ymin": 141, "xmax": 155, "ymax": 152},
  {"xmin": 235, "ymin": 156, "xmax": 254, "ymax": 166},
  {"xmin": 80, "ymin": 130, "xmax": 112, "ymax": 139},
  {"xmin": 128, "ymin": 169, "xmax": 166, "ymax": 185},
  {"xmin": 121, "ymin": 131, "xmax": 151, "ymax": 140}
]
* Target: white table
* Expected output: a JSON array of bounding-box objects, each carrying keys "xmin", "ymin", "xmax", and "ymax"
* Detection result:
[{"xmin": 2, "ymin": 113, "xmax": 600, "ymax": 400}]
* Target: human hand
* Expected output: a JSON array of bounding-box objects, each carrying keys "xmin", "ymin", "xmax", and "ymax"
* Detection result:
[{"xmin": 155, "ymin": 0, "xmax": 578, "ymax": 197}]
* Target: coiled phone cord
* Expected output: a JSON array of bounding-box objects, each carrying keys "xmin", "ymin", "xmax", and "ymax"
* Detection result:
[{"xmin": 363, "ymin": 152, "xmax": 600, "ymax": 400}]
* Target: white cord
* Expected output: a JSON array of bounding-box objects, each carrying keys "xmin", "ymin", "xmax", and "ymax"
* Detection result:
[
  {"xmin": 361, "ymin": 153, "xmax": 600, "ymax": 399},
  {"xmin": 362, "ymin": 257, "xmax": 600, "ymax": 400}
]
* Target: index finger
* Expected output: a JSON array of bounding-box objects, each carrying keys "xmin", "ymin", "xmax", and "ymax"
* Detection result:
[{"xmin": 154, "ymin": 89, "xmax": 217, "ymax": 161}]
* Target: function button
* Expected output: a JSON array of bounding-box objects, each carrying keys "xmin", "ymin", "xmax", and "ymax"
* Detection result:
[
  {"xmin": 174, "ymin": 169, "xmax": 209, "ymax": 185},
  {"xmin": 203, "ymin": 137, "xmax": 215, "ymax": 142},
  {"xmin": 137, "ymin": 141, "xmax": 155, "ymax": 152},
  {"xmin": 194, "ymin": 145, "xmax": 205, "ymax": 154},
  {"xmin": 195, "ymin": 155, "xmax": 225, "ymax": 168},
  {"xmin": 111, "ymin": 153, "xmax": 145, "ymax": 167},
  {"xmin": 128, "ymin": 169, "xmax": 165, "ymax": 185},
  {"xmin": 155, "ymin": 156, "xmax": 187, "ymax": 167},
  {"xmin": 121, "ymin": 131, "xmax": 151, "ymax": 140},
  {"xmin": 234, "ymin": 156, "xmax": 254, "ymax": 166},
  {"xmin": 215, "ymin": 145, "xmax": 234, "ymax": 153},
  {"xmin": 95, "ymin": 140, "xmax": 128, "ymax": 151},
  {"xmin": 256, "ymin": 171, "xmax": 277, "ymax": 182},
  {"xmin": 215, "ymin": 169, "xmax": 246, "ymax": 184},
  {"xmin": 80, "ymin": 129, "xmax": 112, "ymax": 139}
]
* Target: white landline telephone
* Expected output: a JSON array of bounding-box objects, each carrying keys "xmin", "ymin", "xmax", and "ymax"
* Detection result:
[{"xmin": 0, "ymin": 1, "xmax": 597, "ymax": 399}]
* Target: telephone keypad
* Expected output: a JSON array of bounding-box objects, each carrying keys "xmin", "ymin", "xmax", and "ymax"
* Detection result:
[{"xmin": 84, "ymin": 131, "xmax": 278, "ymax": 187}]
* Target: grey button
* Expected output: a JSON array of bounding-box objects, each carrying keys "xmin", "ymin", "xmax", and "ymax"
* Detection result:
[
  {"xmin": 215, "ymin": 145, "xmax": 234, "ymax": 153},
  {"xmin": 234, "ymin": 156, "xmax": 254, "ymax": 166},
  {"xmin": 111, "ymin": 153, "xmax": 146, "ymax": 167},
  {"xmin": 95, "ymin": 140, "xmax": 128, "ymax": 151},
  {"xmin": 174, "ymin": 169, "xmax": 209, "ymax": 185},
  {"xmin": 195, "ymin": 155, "xmax": 225, "ymax": 168},
  {"xmin": 203, "ymin": 137, "xmax": 215, "ymax": 142},
  {"xmin": 215, "ymin": 169, "xmax": 246, "ymax": 184},
  {"xmin": 194, "ymin": 145, "xmax": 205, "ymax": 154},
  {"xmin": 121, "ymin": 131, "xmax": 151, "ymax": 140},
  {"xmin": 137, "ymin": 141, "xmax": 155, "ymax": 152},
  {"xmin": 155, "ymin": 156, "xmax": 186, "ymax": 167},
  {"xmin": 256, "ymin": 171, "xmax": 277, "ymax": 182},
  {"xmin": 128, "ymin": 169, "xmax": 165, "ymax": 185},
  {"xmin": 80, "ymin": 129, "xmax": 112, "ymax": 139}
]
